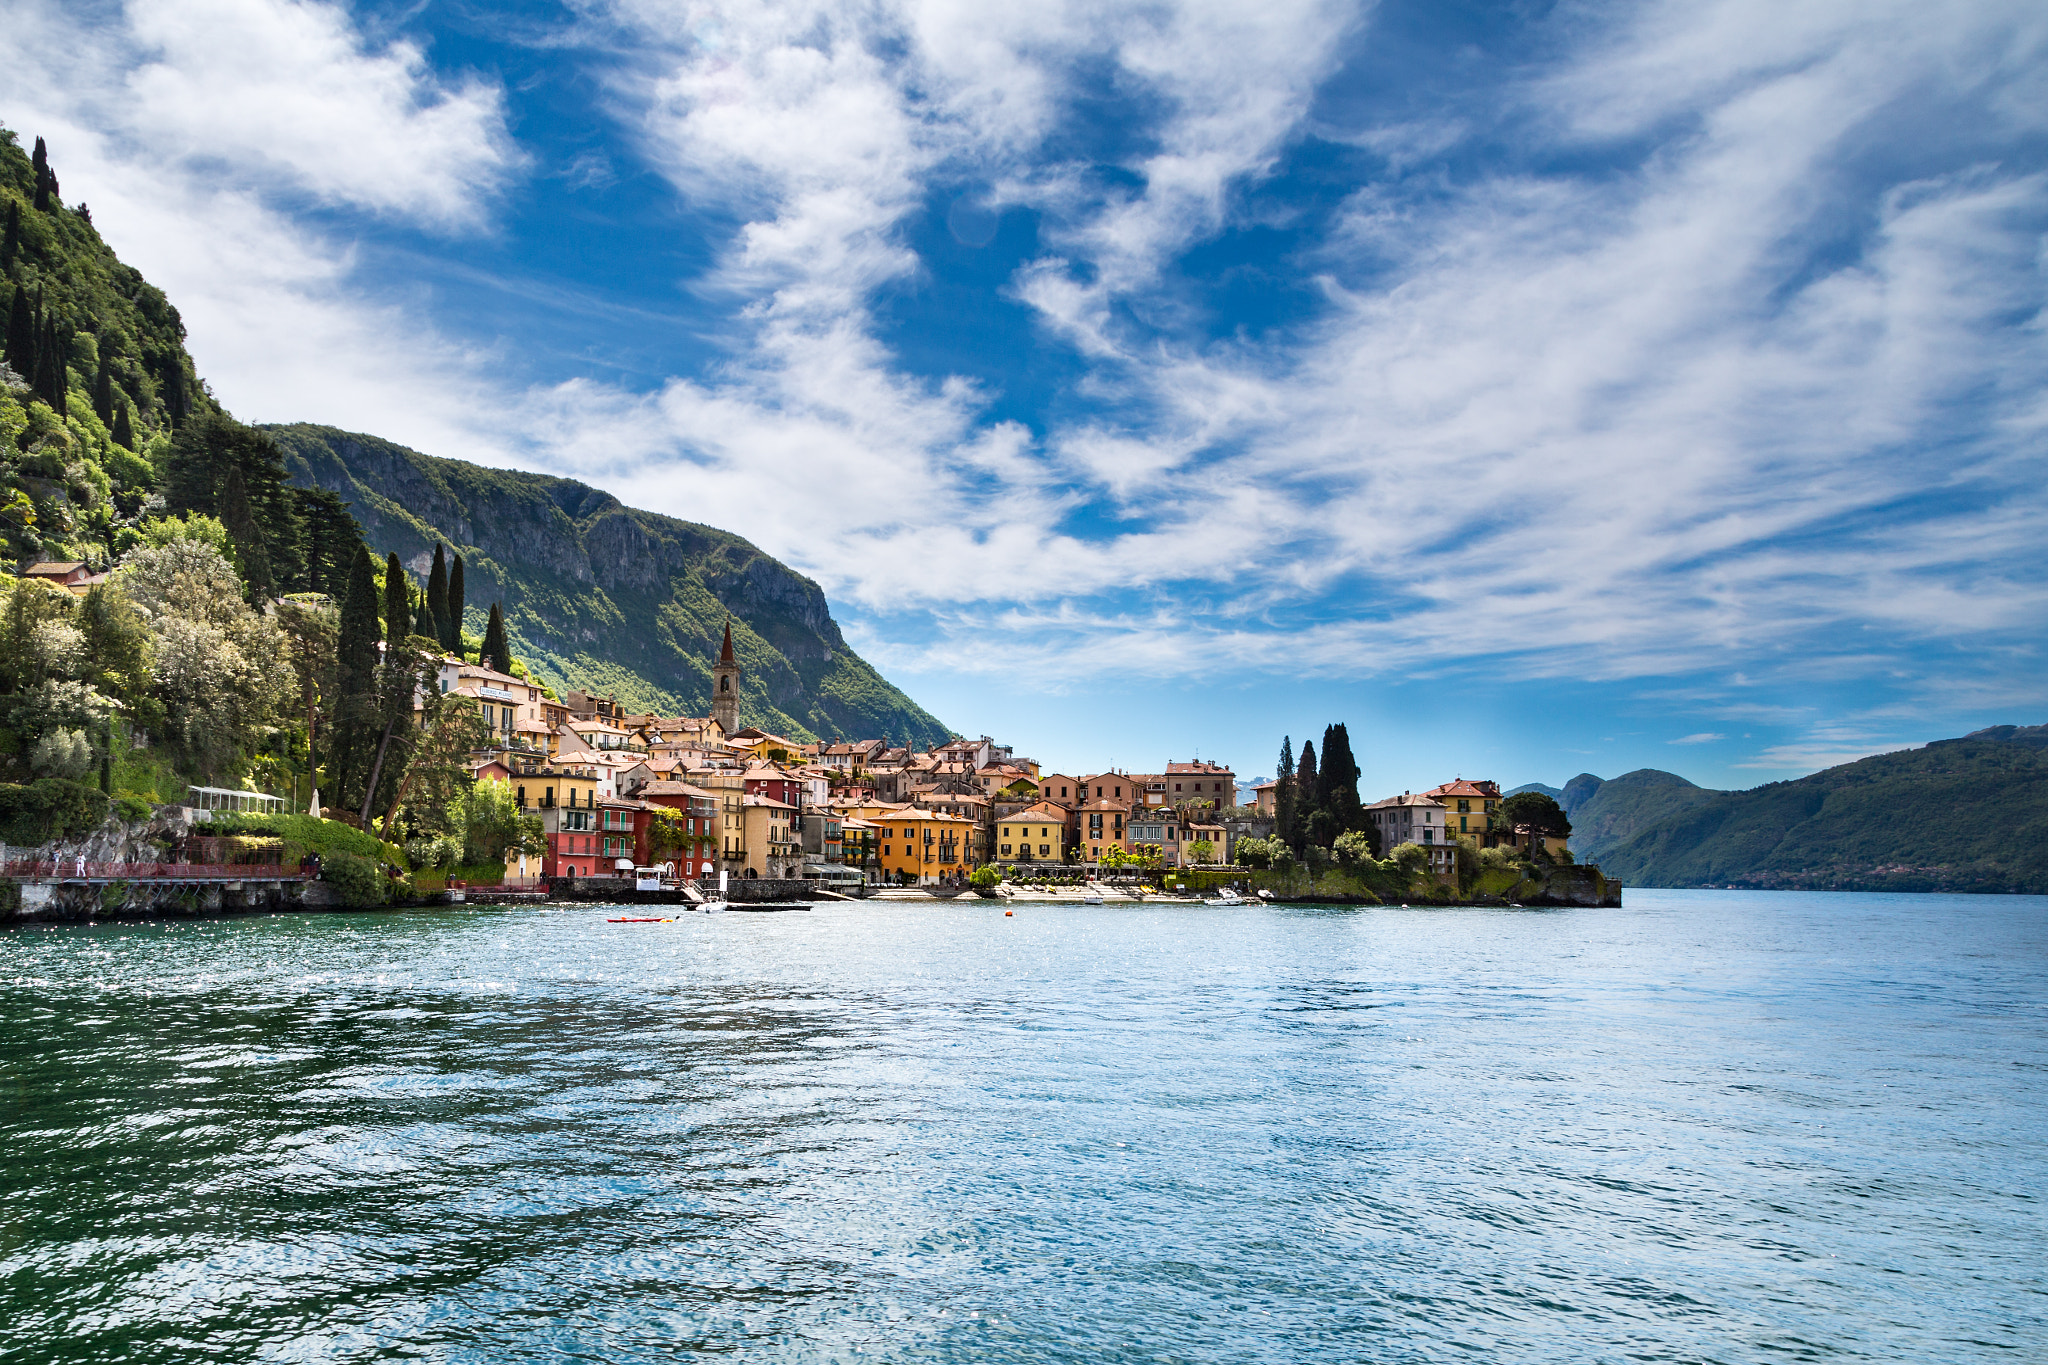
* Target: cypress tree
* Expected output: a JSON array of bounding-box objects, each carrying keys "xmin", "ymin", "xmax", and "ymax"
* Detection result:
[
  {"xmin": 426, "ymin": 544, "xmax": 448, "ymax": 646},
  {"xmin": 1317, "ymin": 723, "xmax": 1364, "ymax": 836},
  {"xmin": 111, "ymin": 402, "xmax": 134, "ymax": 450},
  {"xmin": 92, "ymin": 352, "xmax": 113, "ymax": 426},
  {"xmin": 1, "ymin": 200, "xmax": 18, "ymax": 270},
  {"xmin": 331, "ymin": 546, "xmax": 382, "ymax": 811},
  {"xmin": 161, "ymin": 357, "xmax": 187, "ymax": 425},
  {"xmin": 35, "ymin": 311, "xmax": 64, "ymax": 409},
  {"xmin": 1274, "ymin": 735, "xmax": 1296, "ymax": 854},
  {"xmin": 384, "ymin": 553, "xmax": 409, "ymax": 648},
  {"xmin": 482, "ymin": 603, "xmax": 511, "ymax": 675},
  {"xmin": 32, "ymin": 138, "xmax": 50, "ymax": 212},
  {"xmin": 3, "ymin": 285, "xmax": 32, "ymax": 375},
  {"xmin": 444, "ymin": 554, "xmax": 465, "ymax": 653},
  {"xmin": 1294, "ymin": 741, "xmax": 1318, "ymax": 851},
  {"xmin": 414, "ymin": 584, "xmax": 438, "ymax": 641}
]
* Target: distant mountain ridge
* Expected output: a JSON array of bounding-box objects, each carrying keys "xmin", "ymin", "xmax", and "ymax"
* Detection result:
[
  {"xmin": 1527, "ymin": 724, "xmax": 2048, "ymax": 893},
  {"xmin": 268, "ymin": 424, "xmax": 951, "ymax": 746}
]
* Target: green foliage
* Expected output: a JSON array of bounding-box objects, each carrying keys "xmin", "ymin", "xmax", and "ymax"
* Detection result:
[
  {"xmin": 481, "ymin": 602, "xmax": 511, "ymax": 675},
  {"xmin": 970, "ymin": 863, "xmax": 1000, "ymax": 888},
  {"xmin": 1500, "ymin": 790, "xmax": 1571, "ymax": 836},
  {"xmin": 1331, "ymin": 829, "xmax": 1375, "ymax": 867},
  {"xmin": 0, "ymin": 776, "xmax": 108, "ymax": 844},
  {"xmin": 197, "ymin": 811, "xmax": 386, "ymax": 862},
  {"xmin": 320, "ymin": 850, "xmax": 384, "ymax": 908},
  {"xmin": 460, "ymin": 778, "xmax": 544, "ymax": 866}
]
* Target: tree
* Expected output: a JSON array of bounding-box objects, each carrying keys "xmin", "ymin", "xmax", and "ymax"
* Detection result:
[
  {"xmin": 380, "ymin": 690, "xmax": 490, "ymax": 840},
  {"xmin": 426, "ymin": 544, "xmax": 448, "ymax": 648},
  {"xmin": 218, "ymin": 465, "xmax": 272, "ymax": 599},
  {"xmin": 1332, "ymin": 829, "xmax": 1375, "ymax": 868},
  {"xmin": 1187, "ymin": 838, "xmax": 1214, "ymax": 864},
  {"xmin": 34, "ymin": 309, "xmax": 64, "ymax": 410},
  {"xmin": 413, "ymin": 585, "xmax": 438, "ymax": 641},
  {"xmin": 460, "ymin": 778, "xmax": 543, "ymax": 866},
  {"xmin": 1317, "ymin": 723, "xmax": 1364, "ymax": 835},
  {"xmin": 110, "ymin": 402, "xmax": 134, "ymax": 451},
  {"xmin": 383, "ymin": 553, "xmax": 409, "ymax": 649},
  {"xmin": 444, "ymin": 554, "xmax": 465, "ymax": 653},
  {"xmin": 276, "ymin": 598, "xmax": 338, "ymax": 810},
  {"xmin": 290, "ymin": 487, "xmax": 363, "ymax": 597},
  {"xmin": 1499, "ymin": 791, "xmax": 1570, "ymax": 836},
  {"xmin": 1274, "ymin": 735, "xmax": 1296, "ymax": 855},
  {"xmin": 4, "ymin": 285, "xmax": 32, "ymax": 377},
  {"xmin": 32, "ymin": 136, "xmax": 52, "ymax": 212},
  {"xmin": 165, "ymin": 416, "xmax": 301, "ymax": 591},
  {"xmin": 91, "ymin": 352, "xmax": 114, "ymax": 426},
  {"xmin": 328, "ymin": 546, "xmax": 382, "ymax": 814},
  {"xmin": 481, "ymin": 602, "xmax": 511, "ymax": 674},
  {"xmin": 1293, "ymin": 739, "xmax": 1318, "ymax": 853},
  {"xmin": 645, "ymin": 808, "xmax": 689, "ymax": 863},
  {"xmin": 111, "ymin": 539, "xmax": 290, "ymax": 778},
  {"xmin": 1, "ymin": 199, "xmax": 19, "ymax": 269}
]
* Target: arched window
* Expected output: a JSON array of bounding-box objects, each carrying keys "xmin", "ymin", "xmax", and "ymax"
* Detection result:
[{"xmin": 721, "ymin": 677, "xmax": 730, "ymax": 692}]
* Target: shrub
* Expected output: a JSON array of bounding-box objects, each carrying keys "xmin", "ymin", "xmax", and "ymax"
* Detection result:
[
  {"xmin": 320, "ymin": 851, "xmax": 384, "ymax": 908},
  {"xmin": 0, "ymin": 778, "xmax": 110, "ymax": 845},
  {"xmin": 970, "ymin": 864, "xmax": 999, "ymax": 889}
]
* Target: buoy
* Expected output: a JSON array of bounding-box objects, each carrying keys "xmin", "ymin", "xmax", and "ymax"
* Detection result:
[{"xmin": 1005, "ymin": 910, "xmax": 1013, "ymax": 916}]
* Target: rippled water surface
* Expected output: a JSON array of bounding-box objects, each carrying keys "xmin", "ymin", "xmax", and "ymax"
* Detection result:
[{"xmin": 3, "ymin": 890, "xmax": 2044, "ymax": 1362}]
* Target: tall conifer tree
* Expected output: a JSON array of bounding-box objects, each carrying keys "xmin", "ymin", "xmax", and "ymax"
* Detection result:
[
  {"xmin": 384, "ymin": 553, "xmax": 409, "ymax": 649},
  {"xmin": 110, "ymin": 403, "xmax": 134, "ymax": 451},
  {"xmin": 1317, "ymin": 723, "xmax": 1364, "ymax": 836},
  {"xmin": 3, "ymin": 285, "xmax": 31, "ymax": 375},
  {"xmin": 482, "ymin": 603, "xmax": 511, "ymax": 675},
  {"xmin": 330, "ymin": 546, "xmax": 382, "ymax": 812},
  {"xmin": 35, "ymin": 311, "xmax": 64, "ymax": 408},
  {"xmin": 426, "ymin": 544, "xmax": 448, "ymax": 645},
  {"xmin": 32, "ymin": 137, "xmax": 51, "ymax": 212},
  {"xmin": 444, "ymin": 554, "xmax": 465, "ymax": 653},
  {"xmin": 414, "ymin": 586, "xmax": 438, "ymax": 641},
  {"xmin": 0, "ymin": 199, "xmax": 19, "ymax": 268},
  {"xmin": 1274, "ymin": 735, "xmax": 1296, "ymax": 854},
  {"xmin": 1294, "ymin": 741, "xmax": 1318, "ymax": 852}
]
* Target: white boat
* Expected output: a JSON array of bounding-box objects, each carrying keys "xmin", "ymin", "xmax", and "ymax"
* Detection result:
[
  {"xmin": 1205, "ymin": 890, "xmax": 1247, "ymax": 906},
  {"xmin": 1082, "ymin": 893, "xmax": 1105, "ymax": 904},
  {"xmin": 701, "ymin": 869, "xmax": 731, "ymax": 913}
]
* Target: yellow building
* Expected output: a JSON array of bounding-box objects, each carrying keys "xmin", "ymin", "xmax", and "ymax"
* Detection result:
[
  {"xmin": 1425, "ymin": 779, "xmax": 1504, "ymax": 844},
  {"xmin": 997, "ymin": 802, "xmax": 1069, "ymax": 865},
  {"xmin": 844, "ymin": 802, "xmax": 979, "ymax": 883}
]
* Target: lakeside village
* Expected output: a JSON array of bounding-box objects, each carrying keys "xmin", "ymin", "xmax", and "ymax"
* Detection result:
[{"xmin": 1, "ymin": 532, "xmax": 1610, "ymax": 914}]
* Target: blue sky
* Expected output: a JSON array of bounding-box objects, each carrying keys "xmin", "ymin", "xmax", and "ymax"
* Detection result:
[{"xmin": 6, "ymin": 0, "xmax": 2045, "ymax": 794}]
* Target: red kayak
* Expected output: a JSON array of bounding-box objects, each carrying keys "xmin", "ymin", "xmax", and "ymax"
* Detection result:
[{"xmin": 607, "ymin": 917, "xmax": 673, "ymax": 923}]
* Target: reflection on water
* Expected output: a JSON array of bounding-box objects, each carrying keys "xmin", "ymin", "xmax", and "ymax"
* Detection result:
[{"xmin": 2, "ymin": 891, "xmax": 2044, "ymax": 1362}]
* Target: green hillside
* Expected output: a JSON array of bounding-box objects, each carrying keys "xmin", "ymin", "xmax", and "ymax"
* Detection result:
[
  {"xmin": 1572, "ymin": 726, "xmax": 2048, "ymax": 893},
  {"xmin": 266, "ymin": 424, "xmax": 950, "ymax": 746},
  {"xmin": 1559, "ymin": 769, "xmax": 1721, "ymax": 866},
  {"xmin": 0, "ymin": 129, "xmax": 218, "ymax": 567}
]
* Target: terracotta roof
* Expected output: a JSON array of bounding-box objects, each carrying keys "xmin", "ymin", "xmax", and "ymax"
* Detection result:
[
  {"xmin": 1367, "ymin": 793, "xmax": 1447, "ymax": 811},
  {"xmin": 1005, "ymin": 802, "xmax": 1071, "ymax": 822},
  {"xmin": 1165, "ymin": 761, "xmax": 1234, "ymax": 774},
  {"xmin": 1424, "ymin": 779, "xmax": 1501, "ymax": 800}
]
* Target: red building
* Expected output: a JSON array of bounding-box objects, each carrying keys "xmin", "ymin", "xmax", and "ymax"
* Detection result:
[
  {"xmin": 742, "ymin": 763, "xmax": 804, "ymax": 810},
  {"xmin": 636, "ymin": 780, "xmax": 721, "ymax": 877}
]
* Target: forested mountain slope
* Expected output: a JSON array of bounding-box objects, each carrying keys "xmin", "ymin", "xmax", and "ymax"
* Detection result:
[
  {"xmin": 267, "ymin": 424, "xmax": 950, "ymax": 745},
  {"xmin": 1566, "ymin": 726, "xmax": 2048, "ymax": 893}
]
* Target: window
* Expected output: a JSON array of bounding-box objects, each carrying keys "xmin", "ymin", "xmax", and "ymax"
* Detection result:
[{"xmin": 1458, "ymin": 799, "xmax": 1470, "ymax": 813}]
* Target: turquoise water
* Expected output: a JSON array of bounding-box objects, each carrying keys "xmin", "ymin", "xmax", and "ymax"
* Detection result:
[{"xmin": 2, "ymin": 890, "xmax": 2043, "ymax": 1362}]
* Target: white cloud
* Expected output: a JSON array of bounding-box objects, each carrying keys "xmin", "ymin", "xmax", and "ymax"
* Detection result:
[{"xmin": 1669, "ymin": 733, "xmax": 1723, "ymax": 745}]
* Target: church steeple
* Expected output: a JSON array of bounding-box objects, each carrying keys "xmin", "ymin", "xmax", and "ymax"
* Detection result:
[{"xmin": 711, "ymin": 619, "xmax": 740, "ymax": 734}]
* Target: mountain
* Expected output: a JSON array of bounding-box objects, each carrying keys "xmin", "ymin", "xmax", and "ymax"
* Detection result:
[
  {"xmin": 1578, "ymin": 726, "xmax": 2048, "ymax": 893},
  {"xmin": 267, "ymin": 424, "xmax": 949, "ymax": 746},
  {"xmin": 1505, "ymin": 782, "xmax": 1562, "ymax": 800},
  {"xmin": 1559, "ymin": 769, "xmax": 1721, "ymax": 866}
]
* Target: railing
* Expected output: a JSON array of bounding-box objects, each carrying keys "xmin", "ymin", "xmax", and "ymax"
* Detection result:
[{"xmin": 1, "ymin": 861, "xmax": 309, "ymax": 881}]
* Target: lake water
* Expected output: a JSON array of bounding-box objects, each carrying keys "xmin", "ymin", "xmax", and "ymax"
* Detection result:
[{"xmin": 2, "ymin": 890, "xmax": 2043, "ymax": 1363}]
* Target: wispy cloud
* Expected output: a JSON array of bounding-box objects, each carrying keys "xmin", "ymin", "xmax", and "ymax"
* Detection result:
[{"xmin": 1669, "ymin": 733, "xmax": 1724, "ymax": 746}]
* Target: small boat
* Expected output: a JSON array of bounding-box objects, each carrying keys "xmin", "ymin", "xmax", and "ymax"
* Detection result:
[
  {"xmin": 1082, "ymin": 893, "xmax": 1105, "ymax": 904},
  {"xmin": 699, "ymin": 901, "xmax": 728, "ymax": 914},
  {"xmin": 1204, "ymin": 891, "xmax": 1246, "ymax": 906},
  {"xmin": 608, "ymin": 917, "xmax": 673, "ymax": 923}
]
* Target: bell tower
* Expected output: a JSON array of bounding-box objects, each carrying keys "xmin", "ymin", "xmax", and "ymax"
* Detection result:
[{"xmin": 711, "ymin": 620, "xmax": 741, "ymax": 735}]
